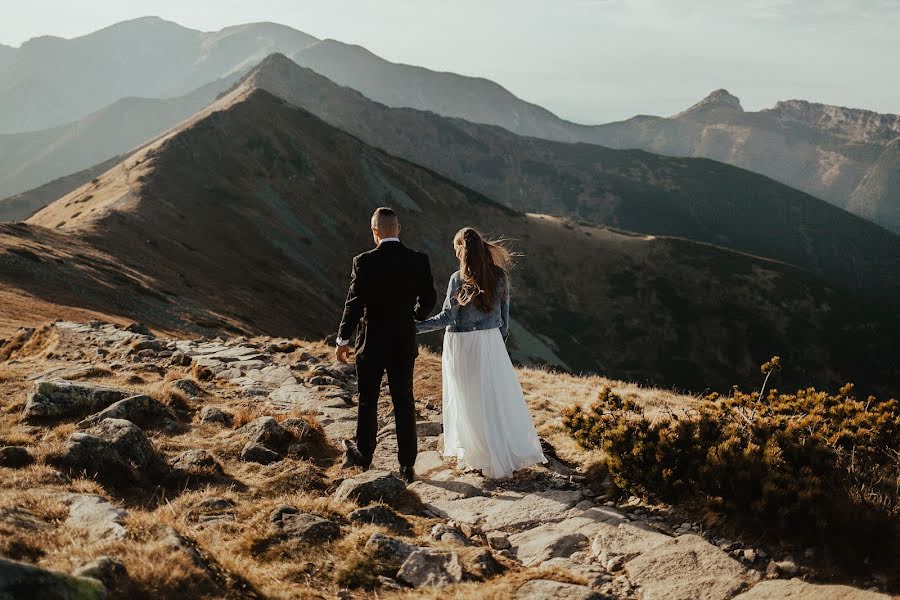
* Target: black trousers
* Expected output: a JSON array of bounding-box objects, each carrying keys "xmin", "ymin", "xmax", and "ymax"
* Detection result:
[{"xmin": 355, "ymin": 354, "xmax": 418, "ymax": 468}]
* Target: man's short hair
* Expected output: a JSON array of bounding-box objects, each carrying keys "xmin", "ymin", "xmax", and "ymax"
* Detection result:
[{"xmin": 371, "ymin": 207, "xmax": 400, "ymax": 234}]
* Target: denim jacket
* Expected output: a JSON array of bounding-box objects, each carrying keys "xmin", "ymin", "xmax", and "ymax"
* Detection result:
[{"xmin": 416, "ymin": 270, "xmax": 510, "ymax": 339}]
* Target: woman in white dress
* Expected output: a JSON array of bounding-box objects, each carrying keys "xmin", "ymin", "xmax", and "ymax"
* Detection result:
[{"xmin": 416, "ymin": 227, "xmax": 546, "ymax": 479}]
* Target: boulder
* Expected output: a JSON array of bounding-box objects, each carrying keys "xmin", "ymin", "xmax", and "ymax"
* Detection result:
[
  {"xmin": 170, "ymin": 449, "xmax": 222, "ymax": 474},
  {"xmin": 188, "ymin": 497, "xmax": 236, "ymax": 524},
  {"xmin": 77, "ymin": 395, "xmax": 165, "ymax": 429},
  {"xmin": 51, "ymin": 433, "xmax": 134, "ymax": 482},
  {"xmin": 240, "ymin": 442, "xmax": 282, "ymax": 465},
  {"xmin": 397, "ymin": 549, "xmax": 463, "ymax": 588},
  {"xmin": 515, "ymin": 579, "xmax": 605, "ymax": 599},
  {"xmin": 241, "ymin": 417, "xmax": 292, "ymax": 452},
  {"xmin": 64, "ymin": 494, "xmax": 127, "ymax": 542},
  {"xmin": 347, "ymin": 505, "xmax": 412, "ymax": 535},
  {"xmin": 0, "ymin": 446, "xmax": 33, "ymax": 468},
  {"xmin": 24, "ymin": 380, "xmax": 130, "ymax": 421},
  {"xmin": 733, "ymin": 579, "xmax": 891, "ymax": 599},
  {"xmin": 364, "ymin": 533, "xmax": 422, "ymax": 563},
  {"xmin": 0, "ymin": 557, "xmax": 106, "ymax": 599},
  {"xmin": 470, "ymin": 549, "xmax": 504, "ymax": 579},
  {"xmin": 125, "ymin": 323, "xmax": 152, "ymax": 336},
  {"xmin": 430, "ymin": 522, "xmax": 471, "ymax": 546},
  {"xmin": 269, "ymin": 506, "xmax": 341, "ymax": 544},
  {"xmin": 510, "ymin": 521, "xmax": 592, "ymax": 566},
  {"xmin": 86, "ymin": 419, "xmax": 156, "ymax": 469},
  {"xmin": 625, "ymin": 534, "xmax": 760, "ymax": 600},
  {"xmin": 72, "ymin": 556, "xmax": 127, "ymax": 589},
  {"xmin": 170, "ymin": 379, "xmax": 204, "ymax": 398},
  {"xmin": 199, "ymin": 406, "xmax": 232, "ymax": 426},
  {"xmin": 333, "ymin": 470, "xmax": 407, "ymax": 505}
]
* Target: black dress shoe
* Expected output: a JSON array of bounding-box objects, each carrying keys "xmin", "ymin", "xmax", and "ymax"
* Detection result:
[
  {"xmin": 399, "ymin": 465, "xmax": 415, "ymax": 484},
  {"xmin": 341, "ymin": 440, "xmax": 370, "ymax": 470}
]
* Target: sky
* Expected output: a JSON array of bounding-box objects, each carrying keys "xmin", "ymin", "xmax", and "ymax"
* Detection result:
[{"xmin": 3, "ymin": 0, "xmax": 899, "ymax": 123}]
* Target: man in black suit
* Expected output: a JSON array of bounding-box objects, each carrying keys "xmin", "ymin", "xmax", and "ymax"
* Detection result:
[{"xmin": 335, "ymin": 207, "xmax": 436, "ymax": 483}]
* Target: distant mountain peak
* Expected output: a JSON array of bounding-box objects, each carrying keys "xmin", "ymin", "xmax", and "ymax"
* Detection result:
[{"xmin": 676, "ymin": 89, "xmax": 744, "ymax": 118}]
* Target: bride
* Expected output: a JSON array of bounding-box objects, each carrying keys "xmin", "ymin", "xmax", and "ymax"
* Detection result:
[{"xmin": 416, "ymin": 227, "xmax": 546, "ymax": 479}]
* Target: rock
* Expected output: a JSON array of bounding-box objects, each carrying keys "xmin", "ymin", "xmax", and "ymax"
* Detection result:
[
  {"xmin": 170, "ymin": 352, "xmax": 192, "ymax": 366},
  {"xmin": 132, "ymin": 338, "xmax": 161, "ymax": 351},
  {"xmin": 266, "ymin": 341, "xmax": 296, "ymax": 353},
  {"xmin": 0, "ymin": 557, "xmax": 106, "ymax": 599},
  {"xmin": 625, "ymin": 534, "xmax": 760, "ymax": 600},
  {"xmin": 309, "ymin": 375, "xmax": 342, "ymax": 387},
  {"xmin": 590, "ymin": 521, "xmax": 671, "ymax": 561},
  {"xmin": 414, "ymin": 450, "xmax": 445, "ymax": 477},
  {"xmin": 347, "ymin": 505, "xmax": 412, "ymax": 534},
  {"xmin": 189, "ymin": 497, "xmax": 236, "ymax": 524},
  {"xmin": 743, "ymin": 548, "xmax": 758, "ymax": 562},
  {"xmin": 51, "ymin": 432, "xmax": 134, "ymax": 481},
  {"xmin": 64, "ymin": 494, "xmax": 128, "ymax": 542},
  {"xmin": 515, "ymin": 579, "xmax": 604, "ymax": 599},
  {"xmin": 170, "ymin": 379, "xmax": 204, "ymax": 398},
  {"xmin": 248, "ymin": 366, "xmax": 297, "ymax": 387},
  {"xmin": 240, "ymin": 442, "xmax": 282, "ymax": 465},
  {"xmin": 170, "ymin": 449, "xmax": 222, "ymax": 473},
  {"xmin": 87, "ymin": 419, "xmax": 156, "ymax": 469},
  {"xmin": 72, "ymin": 556, "xmax": 127, "ymax": 588},
  {"xmin": 430, "ymin": 522, "xmax": 471, "ymax": 546},
  {"xmin": 416, "ymin": 421, "xmax": 443, "ymax": 437},
  {"xmin": 470, "ymin": 549, "xmax": 503, "ymax": 579},
  {"xmin": 241, "ymin": 416, "xmax": 292, "ymax": 452},
  {"xmin": 397, "ymin": 549, "xmax": 463, "ymax": 588},
  {"xmin": 279, "ymin": 418, "xmax": 314, "ymax": 441},
  {"xmin": 488, "ymin": 532, "xmax": 512, "ymax": 550},
  {"xmin": 0, "ymin": 506, "xmax": 49, "ymax": 533},
  {"xmin": 377, "ymin": 576, "xmax": 403, "ymax": 589},
  {"xmin": 364, "ymin": 533, "xmax": 422, "ymax": 563},
  {"xmin": 268, "ymin": 384, "xmax": 318, "ymax": 411},
  {"xmin": 334, "ymin": 470, "xmax": 407, "ymax": 505},
  {"xmin": 510, "ymin": 521, "xmax": 591, "ymax": 566},
  {"xmin": 24, "ymin": 380, "xmax": 130, "ymax": 421},
  {"xmin": 538, "ymin": 558, "xmax": 611, "ymax": 588},
  {"xmin": 270, "ymin": 507, "xmax": 341, "ymax": 543},
  {"xmin": 77, "ymin": 394, "xmax": 165, "ymax": 428},
  {"xmin": 199, "ymin": 406, "xmax": 233, "ymax": 426},
  {"xmin": 733, "ymin": 579, "xmax": 892, "ymax": 599},
  {"xmin": 0, "ymin": 446, "xmax": 33, "ymax": 468},
  {"xmin": 125, "ymin": 323, "xmax": 152, "ymax": 336}
]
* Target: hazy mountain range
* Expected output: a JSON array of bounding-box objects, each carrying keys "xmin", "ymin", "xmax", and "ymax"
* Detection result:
[
  {"xmin": 0, "ymin": 17, "xmax": 896, "ymax": 234},
  {"xmin": 5, "ymin": 76, "xmax": 897, "ymax": 392}
]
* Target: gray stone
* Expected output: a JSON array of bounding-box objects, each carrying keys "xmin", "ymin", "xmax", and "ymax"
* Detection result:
[
  {"xmin": 625, "ymin": 534, "xmax": 760, "ymax": 600},
  {"xmin": 470, "ymin": 549, "xmax": 503, "ymax": 579},
  {"xmin": 0, "ymin": 557, "xmax": 106, "ymax": 599},
  {"xmin": 189, "ymin": 497, "xmax": 235, "ymax": 524},
  {"xmin": 590, "ymin": 520, "xmax": 671, "ymax": 561},
  {"xmin": 268, "ymin": 384, "xmax": 318, "ymax": 411},
  {"xmin": 199, "ymin": 406, "xmax": 233, "ymax": 426},
  {"xmin": 397, "ymin": 549, "xmax": 463, "ymax": 588},
  {"xmin": 24, "ymin": 380, "xmax": 130, "ymax": 421},
  {"xmin": 72, "ymin": 556, "xmax": 127, "ymax": 588},
  {"xmin": 265, "ymin": 341, "xmax": 296, "ymax": 353},
  {"xmin": 414, "ymin": 450, "xmax": 445, "ymax": 477},
  {"xmin": 51, "ymin": 433, "xmax": 134, "ymax": 481},
  {"xmin": 416, "ymin": 421, "xmax": 443, "ymax": 437},
  {"xmin": 0, "ymin": 446, "xmax": 33, "ymax": 468},
  {"xmin": 270, "ymin": 508, "xmax": 341, "ymax": 543},
  {"xmin": 334, "ymin": 470, "xmax": 407, "ymax": 505},
  {"xmin": 430, "ymin": 522, "xmax": 471, "ymax": 546},
  {"xmin": 241, "ymin": 416, "xmax": 292, "ymax": 452},
  {"xmin": 510, "ymin": 521, "xmax": 591, "ymax": 566},
  {"xmin": 733, "ymin": 579, "xmax": 891, "ymax": 600},
  {"xmin": 87, "ymin": 419, "xmax": 156, "ymax": 469},
  {"xmin": 364, "ymin": 533, "xmax": 422, "ymax": 563},
  {"xmin": 64, "ymin": 494, "xmax": 128, "ymax": 542},
  {"xmin": 538, "ymin": 558, "xmax": 611, "ymax": 588},
  {"xmin": 170, "ymin": 379, "xmax": 204, "ymax": 398},
  {"xmin": 240, "ymin": 442, "xmax": 282, "ymax": 465},
  {"xmin": 170, "ymin": 449, "xmax": 221, "ymax": 473},
  {"xmin": 487, "ymin": 532, "xmax": 512, "ymax": 550},
  {"xmin": 347, "ymin": 505, "xmax": 412, "ymax": 534},
  {"xmin": 77, "ymin": 394, "xmax": 165, "ymax": 429},
  {"xmin": 515, "ymin": 579, "xmax": 605, "ymax": 599}
]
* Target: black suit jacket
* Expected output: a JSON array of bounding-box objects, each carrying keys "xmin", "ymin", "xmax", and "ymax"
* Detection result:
[{"xmin": 338, "ymin": 241, "xmax": 436, "ymax": 361}]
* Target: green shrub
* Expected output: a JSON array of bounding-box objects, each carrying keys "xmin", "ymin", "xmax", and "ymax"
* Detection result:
[{"xmin": 562, "ymin": 364, "xmax": 899, "ymax": 564}]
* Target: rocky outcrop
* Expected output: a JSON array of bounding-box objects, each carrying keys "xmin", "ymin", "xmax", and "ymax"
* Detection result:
[
  {"xmin": 733, "ymin": 579, "xmax": 892, "ymax": 599},
  {"xmin": 0, "ymin": 557, "xmax": 106, "ymax": 599},
  {"xmin": 24, "ymin": 380, "xmax": 130, "ymax": 421},
  {"xmin": 396, "ymin": 549, "xmax": 463, "ymax": 588},
  {"xmin": 76, "ymin": 394, "xmax": 165, "ymax": 429},
  {"xmin": 515, "ymin": 579, "xmax": 605, "ymax": 599}
]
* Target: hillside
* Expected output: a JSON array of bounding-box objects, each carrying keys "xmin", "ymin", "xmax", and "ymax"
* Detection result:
[
  {"xmin": 0, "ymin": 17, "xmax": 318, "ymax": 133},
  {"xmin": 0, "ymin": 76, "xmax": 238, "ymax": 203},
  {"xmin": 849, "ymin": 138, "xmax": 900, "ymax": 232},
  {"xmin": 0, "ymin": 321, "xmax": 893, "ymax": 598},
  {"xmin": 586, "ymin": 91, "xmax": 900, "ymax": 234},
  {"xmin": 229, "ymin": 55, "xmax": 900, "ymax": 301},
  {"xmin": 0, "ymin": 86, "xmax": 894, "ymax": 394}
]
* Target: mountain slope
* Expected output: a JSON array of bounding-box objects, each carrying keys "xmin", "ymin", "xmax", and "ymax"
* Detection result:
[
  {"xmin": 587, "ymin": 91, "xmax": 900, "ymax": 234},
  {"xmin": 849, "ymin": 138, "xmax": 900, "ymax": 231},
  {"xmin": 0, "ymin": 17, "xmax": 318, "ymax": 133},
  {"xmin": 227, "ymin": 55, "xmax": 900, "ymax": 301},
  {"xmin": 0, "ymin": 75, "xmax": 238, "ymax": 202},
  {"xmin": 2, "ymin": 87, "xmax": 895, "ymax": 394}
]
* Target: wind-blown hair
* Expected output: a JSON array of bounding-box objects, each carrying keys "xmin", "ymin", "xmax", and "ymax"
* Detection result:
[{"xmin": 453, "ymin": 227, "xmax": 512, "ymax": 312}]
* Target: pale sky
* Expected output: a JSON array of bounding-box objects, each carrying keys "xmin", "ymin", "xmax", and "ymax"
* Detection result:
[{"xmin": 3, "ymin": 0, "xmax": 899, "ymax": 123}]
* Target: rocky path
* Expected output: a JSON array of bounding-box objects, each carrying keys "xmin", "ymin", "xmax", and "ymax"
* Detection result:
[{"xmin": 0, "ymin": 321, "xmax": 893, "ymax": 599}]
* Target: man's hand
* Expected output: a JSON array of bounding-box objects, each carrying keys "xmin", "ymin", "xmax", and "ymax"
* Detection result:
[{"xmin": 335, "ymin": 344, "xmax": 351, "ymax": 364}]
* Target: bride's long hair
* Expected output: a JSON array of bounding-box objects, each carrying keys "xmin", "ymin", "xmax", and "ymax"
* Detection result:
[{"xmin": 454, "ymin": 227, "xmax": 512, "ymax": 312}]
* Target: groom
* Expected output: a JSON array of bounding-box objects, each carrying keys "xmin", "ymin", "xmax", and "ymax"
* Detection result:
[{"xmin": 335, "ymin": 207, "xmax": 436, "ymax": 483}]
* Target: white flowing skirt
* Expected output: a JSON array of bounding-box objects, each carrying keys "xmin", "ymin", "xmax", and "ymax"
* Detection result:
[{"xmin": 442, "ymin": 328, "xmax": 547, "ymax": 479}]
